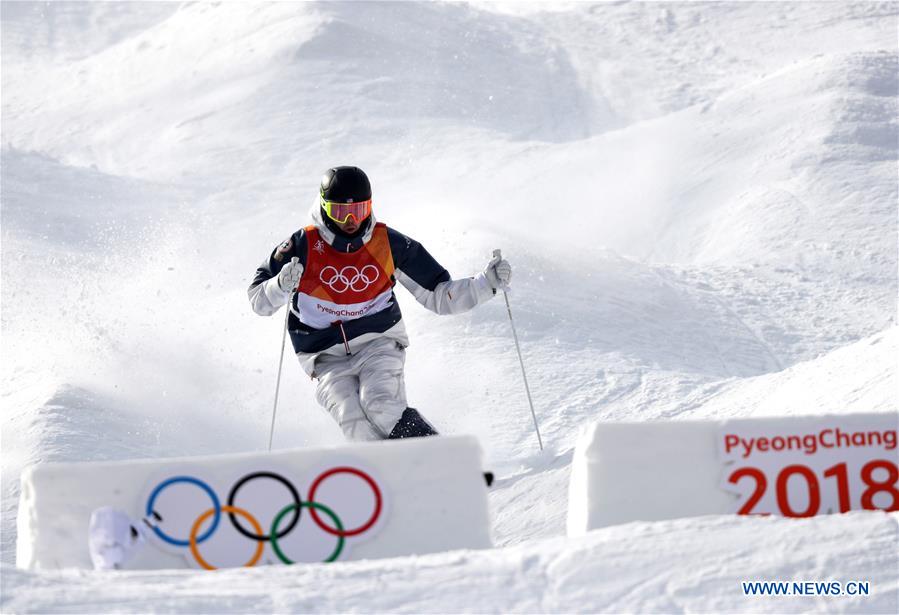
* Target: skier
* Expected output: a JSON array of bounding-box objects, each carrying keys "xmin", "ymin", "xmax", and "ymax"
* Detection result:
[{"xmin": 248, "ymin": 166, "xmax": 512, "ymax": 442}]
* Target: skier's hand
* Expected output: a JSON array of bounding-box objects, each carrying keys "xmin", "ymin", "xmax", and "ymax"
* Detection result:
[
  {"xmin": 484, "ymin": 253, "xmax": 512, "ymax": 290},
  {"xmin": 278, "ymin": 257, "xmax": 304, "ymax": 292}
]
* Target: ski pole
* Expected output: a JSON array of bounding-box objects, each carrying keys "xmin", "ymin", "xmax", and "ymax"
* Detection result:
[
  {"xmin": 493, "ymin": 249, "xmax": 544, "ymax": 451},
  {"xmin": 267, "ymin": 292, "xmax": 293, "ymax": 451}
]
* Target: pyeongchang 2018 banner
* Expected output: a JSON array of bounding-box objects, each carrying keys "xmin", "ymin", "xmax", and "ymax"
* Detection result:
[{"xmin": 718, "ymin": 413, "xmax": 898, "ymax": 518}]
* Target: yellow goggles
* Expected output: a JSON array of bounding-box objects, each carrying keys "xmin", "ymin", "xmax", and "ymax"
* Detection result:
[{"xmin": 321, "ymin": 197, "xmax": 372, "ymax": 224}]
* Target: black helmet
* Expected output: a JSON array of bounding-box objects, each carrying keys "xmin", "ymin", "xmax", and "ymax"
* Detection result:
[{"xmin": 320, "ymin": 166, "xmax": 371, "ymax": 203}]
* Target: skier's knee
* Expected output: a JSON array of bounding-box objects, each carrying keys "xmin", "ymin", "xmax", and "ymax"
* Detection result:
[
  {"xmin": 359, "ymin": 370, "xmax": 403, "ymax": 408},
  {"xmin": 314, "ymin": 373, "xmax": 357, "ymax": 407},
  {"xmin": 359, "ymin": 372, "xmax": 406, "ymax": 432}
]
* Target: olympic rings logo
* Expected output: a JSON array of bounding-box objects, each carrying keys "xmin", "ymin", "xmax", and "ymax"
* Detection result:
[
  {"xmin": 319, "ymin": 265, "xmax": 380, "ymax": 293},
  {"xmin": 145, "ymin": 466, "xmax": 384, "ymax": 570}
]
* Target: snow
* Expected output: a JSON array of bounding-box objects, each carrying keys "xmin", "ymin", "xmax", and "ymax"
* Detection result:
[
  {"xmin": 1, "ymin": 1, "xmax": 896, "ymax": 612},
  {"xmin": 2, "ymin": 513, "xmax": 897, "ymax": 614}
]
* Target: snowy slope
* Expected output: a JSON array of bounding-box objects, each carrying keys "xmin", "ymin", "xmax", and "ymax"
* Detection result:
[
  {"xmin": 2, "ymin": 1, "xmax": 897, "ymax": 612},
  {"xmin": 668, "ymin": 328, "xmax": 899, "ymax": 421},
  {"xmin": 3, "ymin": 513, "xmax": 897, "ymax": 614}
]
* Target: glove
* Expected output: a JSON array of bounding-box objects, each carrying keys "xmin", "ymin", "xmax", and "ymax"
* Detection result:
[
  {"xmin": 484, "ymin": 253, "xmax": 512, "ymax": 290},
  {"xmin": 278, "ymin": 257, "xmax": 304, "ymax": 292}
]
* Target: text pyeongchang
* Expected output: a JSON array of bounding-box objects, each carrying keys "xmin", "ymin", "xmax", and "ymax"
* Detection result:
[{"xmin": 723, "ymin": 428, "xmax": 897, "ymax": 459}]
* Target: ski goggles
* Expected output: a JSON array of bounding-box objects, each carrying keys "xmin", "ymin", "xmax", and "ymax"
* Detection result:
[{"xmin": 321, "ymin": 196, "xmax": 372, "ymax": 224}]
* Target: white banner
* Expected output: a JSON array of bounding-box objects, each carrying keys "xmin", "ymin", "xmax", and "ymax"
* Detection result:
[
  {"xmin": 718, "ymin": 414, "xmax": 898, "ymax": 517},
  {"xmin": 17, "ymin": 435, "xmax": 492, "ymax": 570}
]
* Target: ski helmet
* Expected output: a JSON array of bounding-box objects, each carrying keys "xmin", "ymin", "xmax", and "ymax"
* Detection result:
[{"xmin": 320, "ymin": 166, "xmax": 371, "ymax": 203}]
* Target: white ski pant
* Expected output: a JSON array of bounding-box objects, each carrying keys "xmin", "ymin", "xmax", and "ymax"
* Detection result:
[{"xmin": 312, "ymin": 337, "xmax": 407, "ymax": 441}]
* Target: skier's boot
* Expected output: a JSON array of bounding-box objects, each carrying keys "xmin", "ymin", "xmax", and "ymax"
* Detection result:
[{"xmin": 388, "ymin": 407, "xmax": 438, "ymax": 439}]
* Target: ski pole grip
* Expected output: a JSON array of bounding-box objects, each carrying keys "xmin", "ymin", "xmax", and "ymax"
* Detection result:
[
  {"xmin": 290, "ymin": 256, "xmax": 303, "ymax": 292},
  {"xmin": 492, "ymin": 249, "xmax": 506, "ymax": 294}
]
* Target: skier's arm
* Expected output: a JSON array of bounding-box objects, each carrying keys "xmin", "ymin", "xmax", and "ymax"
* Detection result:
[
  {"xmin": 248, "ymin": 231, "xmax": 307, "ymax": 316},
  {"xmin": 389, "ymin": 228, "xmax": 496, "ymax": 315}
]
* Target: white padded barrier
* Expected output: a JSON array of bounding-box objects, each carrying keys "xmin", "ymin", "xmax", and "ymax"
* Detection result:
[
  {"xmin": 568, "ymin": 413, "xmax": 898, "ymax": 535},
  {"xmin": 17, "ymin": 435, "xmax": 492, "ymax": 570}
]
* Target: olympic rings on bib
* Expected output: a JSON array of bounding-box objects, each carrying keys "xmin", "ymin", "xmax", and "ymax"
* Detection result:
[
  {"xmin": 319, "ymin": 265, "xmax": 380, "ymax": 293},
  {"xmin": 146, "ymin": 466, "xmax": 383, "ymax": 568}
]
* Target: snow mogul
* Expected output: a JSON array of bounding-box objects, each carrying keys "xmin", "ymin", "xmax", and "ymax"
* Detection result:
[{"xmin": 249, "ymin": 166, "xmax": 511, "ymax": 442}]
